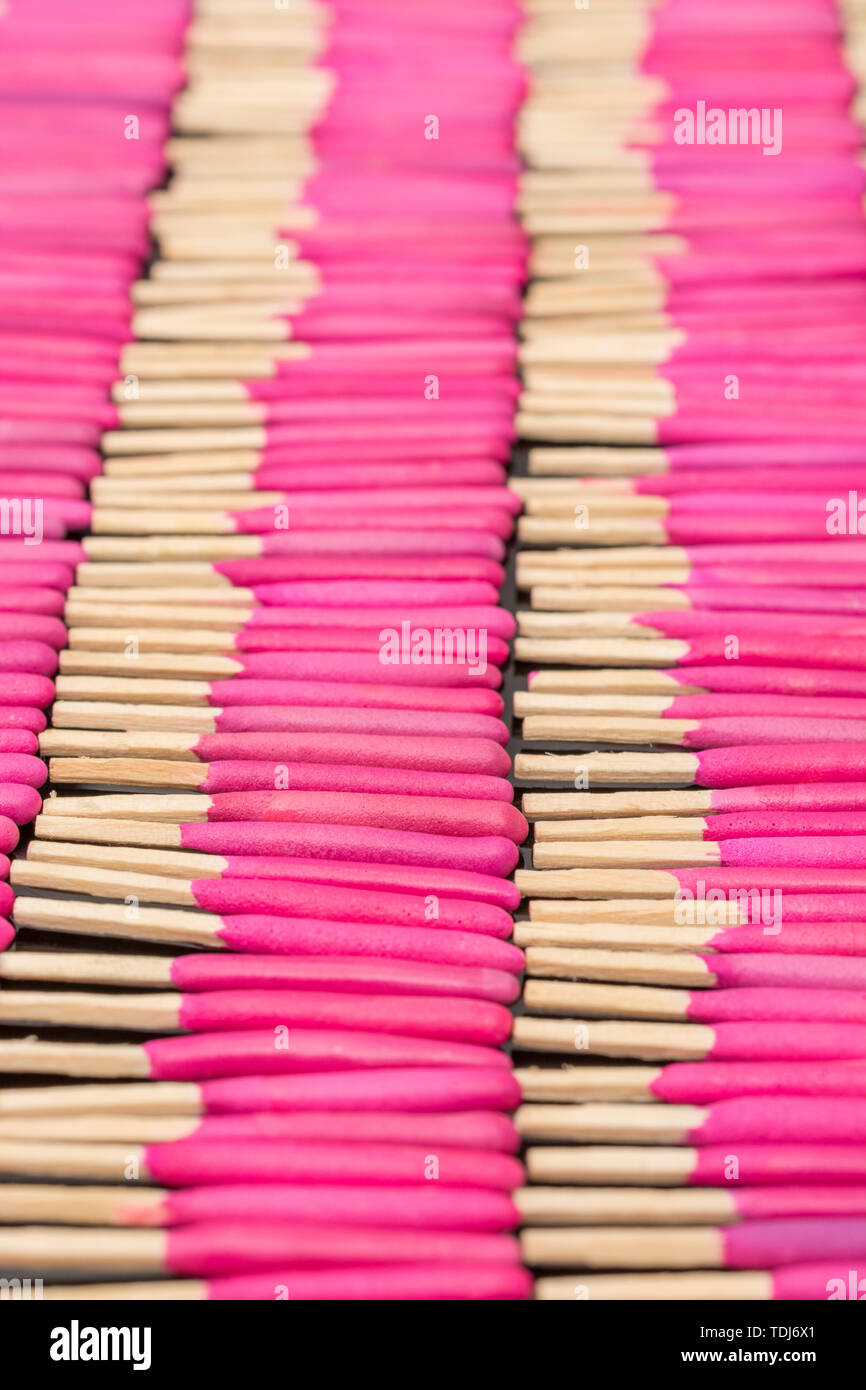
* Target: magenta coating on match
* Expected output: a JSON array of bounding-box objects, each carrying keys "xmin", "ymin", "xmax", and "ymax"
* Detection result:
[
  {"xmin": 681, "ymin": 717, "xmax": 866, "ymax": 748},
  {"xmin": 205, "ymin": 1266, "xmax": 532, "ymax": 1300},
  {"xmin": 202, "ymin": 791, "xmax": 528, "ymax": 841},
  {"xmin": 0, "ymin": 707, "xmax": 46, "ymax": 733},
  {"xmin": 143, "ymin": 1028, "xmax": 512, "ymax": 1081},
  {"xmin": 0, "ymin": 782, "xmax": 41, "ymax": 822},
  {"xmin": 213, "ymin": 557, "xmax": 506, "ymax": 586},
  {"xmin": 772, "ymin": 1263, "xmax": 866, "ymax": 1300},
  {"xmin": 174, "ymin": 990, "xmax": 513, "ymax": 1045},
  {"xmin": 0, "ymin": 641, "xmax": 57, "ymax": 675},
  {"xmin": 0, "ymin": 753, "xmax": 45, "ymax": 788},
  {"xmin": 0, "ymin": 590, "xmax": 66, "ymax": 617},
  {"xmin": 164, "ymin": 1224, "xmax": 521, "ymax": 1277},
  {"xmin": 0, "ymin": 614, "xmax": 66, "ymax": 647},
  {"xmin": 668, "ymin": 694, "xmax": 866, "ymax": 719},
  {"xmin": 177, "ymin": 1111, "xmax": 519, "ymax": 1152},
  {"xmin": 197, "ymin": 1067, "xmax": 523, "ymax": 1115},
  {"xmin": 190, "ymin": 733, "xmax": 510, "ymax": 776},
  {"xmin": 0, "ymin": 562, "xmax": 73, "ymax": 590},
  {"xmin": 704, "ymin": 954, "xmax": 866, "ymax": 990},
  {"xmin": 690, "ymin": 1145, "xmax": 866, "ymax": 1185},
  {"xmin": 681, "ymin": 634, "xmax": 866, "ymax": 671},
  {"xmin": 0, "ymin": 673, "xmax": 54, "ymax": 707},
  {"xmin": 710, "ymin": 783, "xmax": 866, "ymax": 814},
  {"xmin": 696, "ymin": 743, "xmax": 866, "ymax": 787},
  {"xmin": 143, "ymin": 1137, "xmax": 523, "ymax": 1190},
  {"xmin": 159, "ymin": 1184, "xmax": 521, "ymax": 1231},
  {"xmin": 0, "ymin": 817, "xmax": 17, "ymax": 853},
  {"xmin": 707, "ymin": 811, "xmax": 866, "ymax": 838},
  {"xmin": 689, "ymin": 1097, "xmax": 866, "ymax": 1145},
  {"xmin": 0, "ymin": 731, "xmax": 34, "ymax": 756},
  {"xmin": 179, "ymin": 822, "xmax": 519, "ymax": 876},
  {"xmin": 199, "ymin": 879, "xmax": 512, "ymax": 937},
  {"xmin": 734, "ymin": 1188, "xmax": 866, "ymax": 1221},
  {"xmin": 722, "ymin": 1219, "xmax": 866, "ymax": 1270},
  {"xmin": 218, "ymin": 652, "xmax": 502, "ymax": 689},
  {"xmin": 714, "ymin": 836, "xmax": 866, "ymax": 867},
  {"xmin": 241, "ymin": 581, "xmax": 501, "ymax": 606},
  {"xmin": 0, "ymin": 918, "xmax": 13, "ymax": 952},
  {"xmin": 674, "ymin": 867, "xmax": 866, "ymax": 894},
  {"xmin": 197, "ymin": 762, "xmax": 513, "ymax": 802},
  {"xmin": 205, "ymin": 680, "xmax": 504, "ymax": 716},
  {"xmin": 214, "ymin": 916, "xmax": 523, "ymax": 972},
  {"xmin": 210, "ymin": 705, "xmax": 509, "ymax": 744},
  {"xmin": 170, "ymin": 951, "xmax": 519, "ymax": 1006},
  {"xmin": 704, "ymin": 1021, "xmax": 866, "ymax": 1060},
  {"xmin": 686, "ymin": 988, "xmax": 866, "ymax": 1026},
  {"xmin": 202, "ymin": 856, "xmax": 519, "ymax": 910},
  {"xmin": 228, "ymin": 630, "xmax": 511, "ymax": 666},
  {"xmin": 239, "ymin": 603, "xmax": 514, "ymax": 638},
  {"xmin": 670, "ymin": 664, "xmax": 866, "ymax": 697}
]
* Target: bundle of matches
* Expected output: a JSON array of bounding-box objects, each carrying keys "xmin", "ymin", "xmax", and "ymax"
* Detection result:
[
  {"xmin": 0, "ymin": 1, "xmax": 191, "ymax": 961},
  {"xmin": 0, "ymin": 0, "xmax": 538, "ymax": 1302},
  {"xmin": 509, "ymin": 0, "xmax": 866, "ymax": 1300}
]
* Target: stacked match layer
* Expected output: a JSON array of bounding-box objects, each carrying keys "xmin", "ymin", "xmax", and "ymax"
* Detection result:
[
  {"xmin": 0, "ymin": 0, "xmax": 533, "ymax": 1301},
  {"xmin": 512, "ymin": 0, "xmax": 866, "ymax": 1301},
  {"xmin": 0, "ymin": 16, "xmax": 186, "ymax": 980}
]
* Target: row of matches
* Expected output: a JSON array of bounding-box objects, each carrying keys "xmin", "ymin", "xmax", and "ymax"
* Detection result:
[
  {"xmin": 507, "ymin": 0, "xmax": 866, "ymax": 1301},
  {"xmin": 2, "ymin": 0, "xmax": 535, "ymax": 1304}
]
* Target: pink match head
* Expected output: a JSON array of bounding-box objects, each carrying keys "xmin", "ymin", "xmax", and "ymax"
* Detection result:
[
  {"xmin": 0, "ymin": 817, "xmax": 18, "ymax": 853},
  {"xmin": 197, "ymin": 761, "xmax": 513, "ymax": 804},
  {"xmin": 690, "ymin": 1097, "xmax": 864, "ymax": 1146},
  {"xmin": 211, "ymin": 856, "xmax": 519, "ymax": 911},
  {"xmin": 179, "ymin": 820, "xmax": 519, "ymax": 877},
  {"xmin": 696, "ymin": 743, "xmax": 866, "ymax": 789},
  {"xmin": 195, "ymin": 877, "xmax": 513, "ymax": 938},
  {"xmin": 691, "ymin": 1144, "xmax": 866, "ymax": 1186},
  {"xmin": 192, "ymin": 732, "xmax": 511, "ymax": 779},
  {"xmin": 214, "ymin": 915, "xmax": 524, "ymax": 973},
  {"xmin": 165, "ymin": 1183, "xmax": 521, "ymax": 1232},
  {"xmin": 0, "ymin": 754, "xmax": 46, "ymax": 788},
  {"xmin": 207, "ymin": 679, "xmax": 504, "ymax": 717},
  {"xmin": 0, "ymin": 707, "xmax": 47, "ymax": 733},
  {"xmin": 0, "ymin": 917, "xmax": 13, "ymax": 951},
  {"xmin": 652, "ymin": 1060, "xmax": 866, "ymax": 1105},
  {"xmin": 771, "ymin": 1262, "xmax": 866, "ymax": 1301},
  {"xmin": 0, "ymin": 614, "xmax": 67, "ymax": 649},
  {"xmin": 0, "ymin": 731, "xmax": 35, "ymax": 757},
  {"xmin": 198, "ymin": 1067, "xmax": 522, "ymax": 1115},
  {"xmin": 0, "ymin": 641, "xmax": 57, "ymax": 676},
  {"xmin": 724, "ymin": 1219, "xmax": 866, "ymax": 1272},
  {"xmin": 205, "ymin": 790, "xmax": 528, "ymax": 842},
  {"xmin": 0, "ymin": 782, "xmax": 42, "ymax": 822},
  {"xmin": 175, "ymin": 989, "xmax": 513, "ymax": 1046},
  {"xmin": 205, "ymin": 1265, "xmax": 533, "ymax": 1300},
  {"xmin": 708, "ymin": 1021, "xmax": 866, "ymax": 1061},
  {"xmin": 164, "ymin": 1223, "xmax": 521, "ymax": 1277},
  {"xmin": 0, "ymin": 673, "xmax": 55, "ymax": 707},
  {"xmin": 687, "ymin": 987, "xmax": 866, "ymax": 1027},
  {"xmin": 189, "ymin": 1110, "xmax": 519, "ymax": 1152},
  {"xmin": 144, "ymin": 1136, "xmax": 524, "ymax": 1191},
  {"xmin": 143, "ymin": 1028, "xmax": 512, "ymax": 1081}
]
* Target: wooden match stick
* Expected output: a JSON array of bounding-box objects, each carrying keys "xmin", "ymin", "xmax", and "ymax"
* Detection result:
[{"xmin": 0, "ymin": 1182, "xmax": 797, "ymax": 1230}]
